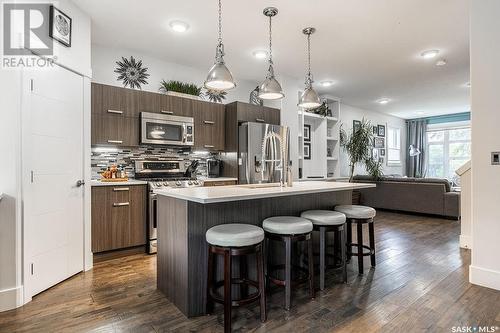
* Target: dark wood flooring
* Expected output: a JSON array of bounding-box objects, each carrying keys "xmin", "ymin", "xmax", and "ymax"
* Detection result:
[{"xmin": 1, "ymin": 212, "xmax": 499, "ymax": 332}]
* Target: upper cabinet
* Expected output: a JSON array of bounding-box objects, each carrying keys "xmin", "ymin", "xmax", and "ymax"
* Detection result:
[
  {"xmin": 159, "ymin": 94, "xmax": 193, "ymax": 117},
  {"xmin": 98, "ymin": 84, "xmax": 139, "ymax": 117},
  {"xmin": 193, "ymin": 100, "xmax": 225, "ymax": 151},
  {"xmin": 224, "ymin": 101, "xmax": 281, "ymax": 152}
]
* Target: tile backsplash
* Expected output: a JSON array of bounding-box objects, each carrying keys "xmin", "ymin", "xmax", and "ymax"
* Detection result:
[{"xmin": 91, "ymin": 146, "xmax": 219, "ymax": 179}]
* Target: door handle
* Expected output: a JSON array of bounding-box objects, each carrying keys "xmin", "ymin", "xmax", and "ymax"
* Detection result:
[
  {"xmin": 203, "ymin": 120, "xmax": 215, "ymax": 125},
  {"xmin": 255, "ymin": 118, "xmax": 265, "ymax": 123},
  {"xmin": 107, "ymin": 110, "xmax": 123, "ymax": 114},
  {"xmin": 76, "ymin": 180, "xmax": 85, "ymax": 187},
  {"xmin": 107, "ymin": 140, "xmax": 123, "ymax": 144},
  {"xmin": 161, "ymin": 110, "xmax": 174, "ymax": 114},
  {"xmin": 113, "ymin": 202, "xmax": 130, "ymax": 207},
  {"xmin": 204, "ymin": 144, "xmax": 215, "ymax": 149},
  {"xmin": 113, "ymin": 187, "xmax": 129, "ymax": 191}
]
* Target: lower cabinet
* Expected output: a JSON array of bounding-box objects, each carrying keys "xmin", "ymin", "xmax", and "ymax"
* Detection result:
[
  {"xmin": 91, "ymin": 184, "xmax": 147, "ymax": 253},
  {"xmin": 203, "ymin": 179, "xmax": 237, "ymax": 187}
]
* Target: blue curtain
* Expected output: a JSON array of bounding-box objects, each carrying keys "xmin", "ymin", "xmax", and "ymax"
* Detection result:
[{"xmin": 406, "ymin": 119, "xmax": 427, "ymax": 177}]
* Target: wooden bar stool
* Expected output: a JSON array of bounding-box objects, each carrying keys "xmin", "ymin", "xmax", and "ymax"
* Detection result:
[
  {"xmin": 334, "ymin": 205, "xmax": 376, "ymax": 275},
  {"xmin": 262, "ymin": 216, "xmax": 314, "ymax": 311},
  {"xmin": 300, "ymin": 210, "xmax": 347, "ymax": 290},
  {"xmin": 206, "ymin": 224, "xmax": 266, "ymax": 333}
]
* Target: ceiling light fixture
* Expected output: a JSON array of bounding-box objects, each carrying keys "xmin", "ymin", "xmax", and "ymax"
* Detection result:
[
  {"xmin": 377, "ymin": 98, "xmax": 390, "ymax": 105},
  {"xmin": 169, "ymin": 20, "xmax": 189, "ymax": 33},
  {"xmin": 435, "ymin": 59, "xmax": 447, "ymax": 66},
  {"xmin": 258, "ymin": 7, "xmax": 284, "ymax": 100},
  {"xmin": 420, "ymin": 49, "xmax": 440, "ymax": 59},
  {"xmin": 320, "ymin": 80, "xmax": 334, "ymax": 87},
  {"xmin": 252, "ymin": 50, "xmax": 268, "ymax": 59},
  {"xmin": 298, "ymin": 27, "xmax": 321, "ymax": 109},
  {"xmin": 204, "ymin": 0, "xmax": 236, "ymax": 91}
]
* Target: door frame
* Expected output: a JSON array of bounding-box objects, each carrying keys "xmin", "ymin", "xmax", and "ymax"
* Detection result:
[{"xmin": 20, "ymin": 61, "xmax": 92, "ymax": 304}]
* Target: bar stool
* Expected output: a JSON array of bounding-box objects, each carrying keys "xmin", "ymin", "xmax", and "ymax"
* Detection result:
[
  {"xmin": 262, "ymin": 216, "xmax": 314, "ymax": 310},
  {"xmin": 300, "ymin": 210, "xmax": 347, "ymax": 290},
  {"xmin": 334, "ymin": 205, "xmax": 376, "ymax": 275},
  {"xmin": 206, "ymin": 224, "xmax": 266, "ymax": 333}
]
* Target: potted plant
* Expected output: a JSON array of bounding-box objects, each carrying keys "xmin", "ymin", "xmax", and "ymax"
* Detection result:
[
  {"xmin": 340, "ymin": 118, "xmax": 383, "ymax": 182},
  {"xmin": 159, "ymin": 80, "xmax": 203, "ymax": 100}
]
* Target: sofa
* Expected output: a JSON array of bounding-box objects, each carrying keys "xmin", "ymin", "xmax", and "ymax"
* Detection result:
[{"xmin": 352, "ymin": 175, "xmax": 460, "ymax": 219}]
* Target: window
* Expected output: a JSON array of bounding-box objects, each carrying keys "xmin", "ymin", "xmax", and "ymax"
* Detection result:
[
  {"xmin": 426, "ymin": 126, "xmax": 471, "ymax": 180},
  {"xmin": 387, "ymin": 126, "xmax": 401, "ymax": 165}
]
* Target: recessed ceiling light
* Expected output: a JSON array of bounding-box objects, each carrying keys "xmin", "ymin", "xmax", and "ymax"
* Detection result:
[
  {"xmin": 252, "ymin": 50, "xmax": 268, "ymax": 59},
  {"xmin": 435, "ymin": 59, "xmax": 447, "ymax": 66},
  {"xmin": 377, "ymin": 98, "xmax": 391, "ymax": 105},
  {"xmin": 320, "ymin": 80, "xmax": 335, "ymax": 87},
  {"xmin": 420, "ymin": 49, "xmax": 440, "ymax": 59},
  {"xmin": 169, "ymin": 20, "xmax": 189, "ymax": 33}
]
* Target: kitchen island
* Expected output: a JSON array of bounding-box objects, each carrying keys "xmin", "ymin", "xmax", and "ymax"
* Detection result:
[{"xmin": 154, "ymin": 181, "xmax": 375, "ymax": 317}]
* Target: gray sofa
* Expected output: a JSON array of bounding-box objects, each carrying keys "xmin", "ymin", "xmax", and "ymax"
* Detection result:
[{"xmin": 352, "ymin": 175, "xmax": 460, "ymax": 219}]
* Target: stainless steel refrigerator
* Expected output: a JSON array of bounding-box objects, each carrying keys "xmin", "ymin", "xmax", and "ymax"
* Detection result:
[{"xmin": 239, "ymin": 122, "xmax": 290, "ymax": 184}]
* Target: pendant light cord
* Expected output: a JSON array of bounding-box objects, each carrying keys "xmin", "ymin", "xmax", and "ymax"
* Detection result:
[
  {"xmin": 306, "ymin": 33, "xmax": 312, "ymax": 87},
  {"xmin": 218, "ymin": 0, "xmax": 223, "ymax": 46},
  {"xmin": 268, "ymin": 15, "xmax": 273, "ymax": 65},
  {"xmin": 215, "ymin": 0, "xmax": 224, "ymax": 63}
]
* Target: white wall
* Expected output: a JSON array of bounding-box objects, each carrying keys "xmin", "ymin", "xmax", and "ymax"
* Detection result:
[
  {"xmin": 91, "ymin": 44, "xmax": 259, "ymax": 103},
  {"xmin": 0, "ymin": 0, "xmax": 91, "ymax": 311},
  {"xmin": 338, "ymin": 104, "xmax": 407, "ymax": 177},
  {"xmin": 469, "ymin": 0, "xmax": 500, "ymax": 291}
]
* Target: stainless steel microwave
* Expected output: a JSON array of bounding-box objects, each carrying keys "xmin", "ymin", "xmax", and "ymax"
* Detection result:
[{"xmin": 140, "ymin": 112, "xmax": 194, "ymax": 146}]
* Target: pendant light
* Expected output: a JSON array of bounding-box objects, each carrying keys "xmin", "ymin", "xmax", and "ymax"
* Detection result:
[
  {"xmin": 258, "ymin": 7, "xmax": 284, "ymax": 100},
  {"xmin": 204, "ymin": 0, "xmax": 236, "ymax": 91},
  {"xmin": 298, "ymin": 27, "xmax": 321, "ymax": 109}
]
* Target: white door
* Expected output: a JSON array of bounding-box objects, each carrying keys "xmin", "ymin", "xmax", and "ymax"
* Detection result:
[{"xmin": 22, "ymin": 64, "xmax": 85, "ymax": 298}]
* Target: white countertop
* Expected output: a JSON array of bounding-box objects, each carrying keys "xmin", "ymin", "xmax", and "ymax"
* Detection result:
[
  {"xmin": 91, "ymin": 179, "xmax": 148, "ymax": 187},
  {"xmin": 200, "ymin": 177, "xmax": 238, "ymax": 183},
  {"xmin": 154, "ymin": 181, "xmax": 375, "ymax": 204}
]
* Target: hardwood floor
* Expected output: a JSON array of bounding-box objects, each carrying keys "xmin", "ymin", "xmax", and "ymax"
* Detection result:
[{"xmin": 1, "ymin": 212, "xmax": 499, "ymax": 332}]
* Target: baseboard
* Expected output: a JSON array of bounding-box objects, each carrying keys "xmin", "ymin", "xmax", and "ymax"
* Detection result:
[
  {"xmin": 459, "ymin": 235, "xmax": 472, "ymax": 249},
  {"xmin": 470, "ymin": 265, "xmax": 500, "ymax": 291},
  {"xmin": 0, "ymin": 285, "xmax": 23, "ymax": 312}
]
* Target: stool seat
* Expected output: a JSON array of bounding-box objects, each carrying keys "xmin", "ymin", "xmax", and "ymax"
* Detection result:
[
  {"xmin": 300, "ymin": 210, "xmax": 346, "ymax": 226},
  {"xmin": 262, "ymin": 216, "xmax": 313, "ymax": 235},
  {"xmin": 206, "ymin": 224, "xmax": 264, "ymax": 247},
  {"xmin": 334, "ymin": 205, "xmax": 376, "ymax": 219}
]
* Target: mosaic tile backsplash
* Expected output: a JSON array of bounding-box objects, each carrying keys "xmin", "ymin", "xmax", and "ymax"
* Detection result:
[{"xmin": 91, "ymin": 146, "xmax": 219, "ymax": 179}]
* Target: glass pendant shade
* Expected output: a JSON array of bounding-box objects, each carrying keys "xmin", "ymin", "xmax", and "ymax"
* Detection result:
[
  {"xmin": 258, "ymin": 7, "xmax": 284, "ymax": 100},
  {"xmin": 258, "ymin": 64, "xmax": 284, "ymax": 100},
  {"xmin": 298, "ymin": 27, "xmax": 321, "ymax": 109},
  {"xmin": 298, "ymin": 86, "xmax": 321, "ymax": 109},
  {"xmin": 204, "ymin": 0, "xmax": 236, "ymax": 91}
]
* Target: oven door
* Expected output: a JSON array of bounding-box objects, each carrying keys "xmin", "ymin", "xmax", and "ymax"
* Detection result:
[{"xmin": 141, "ymin": 114, "xmax": 193, "ymax": 146}]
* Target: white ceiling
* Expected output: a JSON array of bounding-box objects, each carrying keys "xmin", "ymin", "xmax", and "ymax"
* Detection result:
[{"xmin": 76, "ymin": 0, "xmax": 470, "ymax": 119}]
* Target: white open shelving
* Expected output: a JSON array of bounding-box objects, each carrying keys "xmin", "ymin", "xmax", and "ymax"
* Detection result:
[{"xmin": 298, "ymin": 96, "xmax": 341, "ymax": 180}]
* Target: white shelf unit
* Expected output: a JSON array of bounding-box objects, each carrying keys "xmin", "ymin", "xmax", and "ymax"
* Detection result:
[{"xmin": 298, "ymin": 97, "xmax": 341, "ymax": 180}]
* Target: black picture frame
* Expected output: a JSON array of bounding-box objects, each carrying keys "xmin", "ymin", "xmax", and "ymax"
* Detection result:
[
  {"xmin": 353, "ymin": 120, "xmax": 361, "ymax": 133},
  {"xmin": 373, "ymin": 126, "xmax": 378, "ymax": 135},
  {"xmin": 374, "ymin": 137, "xmax": 385, "ymax": 148},
  {"xmin": 303, "ymin": 124, "xmax": 311, "ymax": 141},
  {"xmin": 377, "ymin": 124, "xmax": 386, "ymax": 137},
  {"xmin": 380, "ymin": 148, "xmax": 386, "ymax": 156},
  {"xmin": 304, "ymin": 142, "xmax": 311, "ymax": 160},
  {"xmin": 49, "ymin": 5, "xmax": 72, "ymax": 47}
]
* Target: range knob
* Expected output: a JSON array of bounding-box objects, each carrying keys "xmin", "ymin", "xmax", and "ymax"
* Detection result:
[
  {"xmin": 193, "ymin": 180, "xmax": 199, "ymax": 185},
  {"xmin": 163, "ymin": 182, "xmax": 169, "ymax": 186},
  {"xmin": 188, "ymin": 181, "xmax": 193, "ymax": 185},
  {"xmin": 155, "ymin": 182, "xmax": 162, "ymax": 187},
  {"xmin": 175, "ymin": 181, "xmax": 182, "ymax": 186}
]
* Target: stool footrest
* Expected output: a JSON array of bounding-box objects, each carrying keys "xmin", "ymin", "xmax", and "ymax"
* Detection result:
[
  {"xmin": 349, "ymin": 243, "xmax": 375, "ymax": 256},
  {"xmin": 209, "ymin": 278, "xmax": 261, "ymax": 307}
]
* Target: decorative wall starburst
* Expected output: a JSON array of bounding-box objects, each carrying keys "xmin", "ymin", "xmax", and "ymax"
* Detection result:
[{"xmin": 114, "ymin": 56, "xmax": 150, "ymax": 89}]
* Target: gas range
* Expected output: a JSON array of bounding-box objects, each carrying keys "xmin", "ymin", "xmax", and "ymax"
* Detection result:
[{"xmin": 148, "ymin": 178, "xmax": 202, "ymax": 190}]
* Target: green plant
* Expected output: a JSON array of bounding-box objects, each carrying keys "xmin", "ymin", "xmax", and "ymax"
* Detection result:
[
  {"xmin": 204, "ymin": 89, "xmax": 227, "ymax": 103},
  {"xmin": 159, "ymin": 80, "xmax": 202, "ymax": 96},
  {"xmin": 340, "ymin": 118, "xmax": 383, "ymax": 182},
  {"xmin": 308, "ymin": 100, "xmax": 330, "ymax": 117}
]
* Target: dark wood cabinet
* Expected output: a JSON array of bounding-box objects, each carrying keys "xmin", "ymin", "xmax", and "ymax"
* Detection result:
[
  {"xmin": 97, "ymin": 84, "xmax": 139, "ymax": 117},
  {"xmin": 91, "ymin": 114, "xmax": 139, "ymax": 146},
  {"xmin": 91, "ymin": 184, "xmax": 147, "ymax": 253},
  {"xmin": 193, "ymin": 101, "xmax": 225, "ymax": 151},
  {"xmin": 159, "ymin": 94, "xmax": 193, "ymax": 117},
  {"xmin": 137, "ymin": 91, "xmax": 160, "ymax": 114}
]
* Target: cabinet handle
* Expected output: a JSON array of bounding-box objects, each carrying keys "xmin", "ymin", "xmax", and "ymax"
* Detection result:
[
  {"xmin": 113, "ymin": 187, "xmax": 129, "ymax": 191},
  {"xmin": 161, "ymin": 110, "xmax": 174, "ymax": 115},
  {"xmin": 113, "ymin": 202, "xmax": 130, "ymax": 207},
  {"xmin": 255, "ymin": 118, "xmax": 265, "ymax": 123},
  {"xmin": 107, "ymin": 110, "xmax": 123, "ymax": 114},
  {"xmin": 203, "ymin": 120, "xmax": 215, "ymax": 125},
  {"xmin": 204, "ymin": 145, "xmax": 215, "ymax": 148},
  {"xmin": 107, "ymin": 140, "xmax": 123, "ymax": 144}
]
